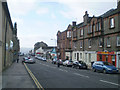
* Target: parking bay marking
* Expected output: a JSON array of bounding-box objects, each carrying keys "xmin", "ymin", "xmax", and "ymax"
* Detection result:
[
  {"xmin": 73, "ymin": 73, "xmax": 89, "ymax": 78},
  {"xmin": 100, "ymin": 80, "xmax": 120, "ymax": 86}
]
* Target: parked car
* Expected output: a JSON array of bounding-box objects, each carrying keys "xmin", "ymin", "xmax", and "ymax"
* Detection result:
[
  {"xmin": 56, "ymin": 59, "xmax": 63, "ymax": 65},
  {"xmin": 22, "ymin": 57, "xmax": 35, "ymax": 64},
  {"xmin": 52, "ymin": 59, "xmax": 57, "ymax": 64},
  {"xmin": 63, "ymin": 60, "xmax": 73, "ymax": 67},
  {"xmin": 27, "ymin": 58, "xmax": 36, "ymax": 64},
  {"xmin": 41, "ymin": 57, "xmax": 47, "ymax": 61},
  {"xmin": 22, "ymin": 57, "xmax": 29, "ymax": 63},
  {"xmin": 73, "ymin": 61, "xmax": 87, "ymax": 69},
  {"xmin": 37, "ymin": 56, "xmax": 42, "ymax": 60},
  {"xmin": 92, "ymin": 61, "xmax": 119, "ymax": 74}
]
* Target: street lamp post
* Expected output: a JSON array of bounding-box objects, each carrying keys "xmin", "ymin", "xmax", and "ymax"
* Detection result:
[{"xmin": 51, "ymin": 39, "xmax": 57, "ymax": 60}]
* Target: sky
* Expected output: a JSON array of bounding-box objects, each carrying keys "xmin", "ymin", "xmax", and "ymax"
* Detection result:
[{"xmin": 7, "ymin": 0, "xmax": 117, "ymax": 52}]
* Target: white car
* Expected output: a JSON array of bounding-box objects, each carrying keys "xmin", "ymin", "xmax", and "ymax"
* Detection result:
[{"xmin": 63, "ymin": 60, "xmax": 73, "ymax": 67}]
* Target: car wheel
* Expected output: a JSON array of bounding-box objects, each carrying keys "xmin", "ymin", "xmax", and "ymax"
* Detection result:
[
  {"xmin": 72, "ymin": 65, "xmax": 74, "ymax": 68},
  {"xmin": 93, "ymin": 68, "xmax": 96, "ymax": 72},
  {"xmin": 103, "ymin": 69, "xmax": 107, "ymax": 74}
]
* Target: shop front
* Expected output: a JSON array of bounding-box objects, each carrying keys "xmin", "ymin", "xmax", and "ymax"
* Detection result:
[{"xmin": 97, "ymin": 51, "xmax": 117, "ymax": 67}]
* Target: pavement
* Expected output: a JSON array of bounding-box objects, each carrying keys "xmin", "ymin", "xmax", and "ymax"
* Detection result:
[
  {"xmin": 0, "ymin": 72, "xmax": 2, "ymax": 90},
  {"xmin": 2, "ymin": 57, "xmax": 35, "ymax": 89}
]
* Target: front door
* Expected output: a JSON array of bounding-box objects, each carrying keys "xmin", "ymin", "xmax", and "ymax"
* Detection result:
[{"xmin": 77, "ymin": 53, "xmax": 79, "ymax": 61}]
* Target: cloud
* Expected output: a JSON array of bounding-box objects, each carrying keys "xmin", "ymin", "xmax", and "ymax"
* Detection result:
[
  {"xmin": 7, "ymin": 0, "xmax": 37, "ymax": 16},
  {"xmin": 36, "ymin": 7, "xmax": 49, "ymax": 15},
  {"xmin": 51, "ymin": 13, "xmax": 56, "ymax": 19}
]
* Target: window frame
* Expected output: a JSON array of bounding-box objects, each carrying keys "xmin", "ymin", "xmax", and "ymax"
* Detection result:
[
  {"xmin": 107, "ymin": 37, "xmax": 111, "ymax": 47},
  {"xmin": 109, "ymin": 17, "xmax": 115, "ymax": 29},
  {"xmin": 99, "ymin": 38, "xmax": 103, "ymax": 47},
  {"xmin": 80, "ymin": 41, "xmax": 82, "ymax": 48},
  {"xmin": 88, "ymin": 39, "xmax": 91, "ymax": 48},
  {"xmin": 80, "ymin": 29, "xmax": 83, "ymax": 36},
  {"xmin": 117, "ymin": 36, "xmax": 120, "ymax": 46}
]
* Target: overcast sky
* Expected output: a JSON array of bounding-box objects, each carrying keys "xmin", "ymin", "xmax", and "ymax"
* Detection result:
[{"xmin": 7, "ymin": 0, "xmax": 117, "ymax": 51}]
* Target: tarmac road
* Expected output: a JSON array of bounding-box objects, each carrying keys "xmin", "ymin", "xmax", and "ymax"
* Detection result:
[{"xmin": 26, "ymin": 57, "xmax": 120, "ymax": 89}]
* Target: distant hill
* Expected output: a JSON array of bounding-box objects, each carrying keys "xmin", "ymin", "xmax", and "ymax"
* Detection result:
[{"xmin": 20, "ymin": 47, "xmax": 33, "ymax": 54}]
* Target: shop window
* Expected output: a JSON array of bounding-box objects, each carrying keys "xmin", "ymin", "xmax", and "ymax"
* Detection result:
[
  {"xmin": 109, "ymin": 18, "xmax": 115, "ymax": 28},
  {"xmin": 99, "ymin": 54, "xmax": 102, "ymax": 60},
  {"xmin": 112, "ymin": 55, "xmax": 115, "ymax": 66}
]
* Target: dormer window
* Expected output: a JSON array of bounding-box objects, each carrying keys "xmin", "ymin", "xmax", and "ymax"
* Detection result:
[
  {"xmin": 110, "ymin": 17, "xmax": 115, "ymax": 28},
  {"xmin": 67, "ymin": 31, "xmax": 71, "ymax": 38},
  {"xmin": 80, "ymin": 29, "xmax": 83, "ymax": 36}
]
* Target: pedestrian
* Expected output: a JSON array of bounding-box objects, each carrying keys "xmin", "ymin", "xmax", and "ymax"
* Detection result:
[
  {"xmin": 57, "ymin": 59, "xmax": 60, "ymax": 67},
  {"xmin": 17, "ymin": 59, "xmax": 19, "ymax": 63}
]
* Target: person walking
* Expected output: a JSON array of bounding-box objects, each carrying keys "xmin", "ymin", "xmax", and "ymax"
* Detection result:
[
  {"xmin": 17, "ymin": 54, "xmax": 19, "ymax": 63},
  {"xmin": 57, "ymin": 59, "xmax": 60, "ymax": 67},
  {"xmin": 17, "ymin": 59, "xmax": 19, "ymax": 63}
]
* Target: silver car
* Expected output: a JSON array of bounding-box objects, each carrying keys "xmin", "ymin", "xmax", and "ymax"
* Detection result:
[{"xmin": 63, "ymin": 60, "xmax": 73, "ymax": 67}]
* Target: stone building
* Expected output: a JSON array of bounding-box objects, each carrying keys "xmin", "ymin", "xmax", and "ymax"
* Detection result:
[
  {"xmin": 0, "ymin": 0, "xmax": 19, "ymax": 72},
  {"xmin": 57, "ymin": 1, "xmax": 120, "ymax": 68},
  {"xmin": 57, "ymin": 22, "xmax": 75, "ymax": 60}
]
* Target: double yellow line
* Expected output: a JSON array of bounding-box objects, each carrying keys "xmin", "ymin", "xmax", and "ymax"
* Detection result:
[{"xmin": 24, "ymin": 63, "xmax": 44, "ymax": 90}]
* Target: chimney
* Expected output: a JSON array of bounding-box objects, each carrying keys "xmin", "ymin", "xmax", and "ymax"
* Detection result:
[
  {"xmin": 83, "ymin": 11, "xmax": 89, "ymax": 25},
  {"xmin": 72, "ymin": 21, "xmax": 76, "ymax": 27},
  {"xmin": 117, "ymin": 0, "xmax": 120, "ymax": 10},
  {"xmin": 13, "ymin": 22, "xmax": 17, "ymax": 36}
]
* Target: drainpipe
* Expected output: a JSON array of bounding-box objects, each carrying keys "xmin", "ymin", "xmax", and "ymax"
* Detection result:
[
  {"xmin": 101, "ymin": 18, "xmax": 104, "ymax": 51},
  {"xmin": 4, "ymin": 17, "xmax": 7, "ymax": 67}
]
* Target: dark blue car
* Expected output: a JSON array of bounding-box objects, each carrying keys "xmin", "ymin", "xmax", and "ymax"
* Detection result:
[{"xmin": 92, "ymin": 61, "xmax": 119, "ymax": 74}]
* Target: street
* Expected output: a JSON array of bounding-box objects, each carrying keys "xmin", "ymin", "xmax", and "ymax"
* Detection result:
[{"xmin": 24, "ymin": 56, "xmax": 119, "ymax": 88}]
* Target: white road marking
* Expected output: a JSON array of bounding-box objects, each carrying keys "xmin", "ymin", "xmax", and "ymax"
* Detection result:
[
  {"xmin": 73, "ymin": 73, "xmax": 89, "ymax": 78},
  {"xmin": 59, "ymin": 69, "xmax": 68, "ymax": 72},
  {"xmin": 100, "ymin": 80, "xmax": 120, "ymax": 86}
]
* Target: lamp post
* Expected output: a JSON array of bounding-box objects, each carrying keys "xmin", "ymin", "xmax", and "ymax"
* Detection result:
[
  {"xmin": 51, "ymin": 39, "xmax": 57, "ymax": 60},
  {"xmin": 51, "ymin": 39, "xmax": 56, "ymax": 47}
]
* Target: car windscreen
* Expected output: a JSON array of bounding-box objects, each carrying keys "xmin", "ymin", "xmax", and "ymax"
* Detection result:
[
  {"xmin": 79, "ymin": 61, "xmax": 85, "ymax": 64},
  {"xmin": 103, "ymin": 62, "xmax": 112, "ymax": 66}
]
